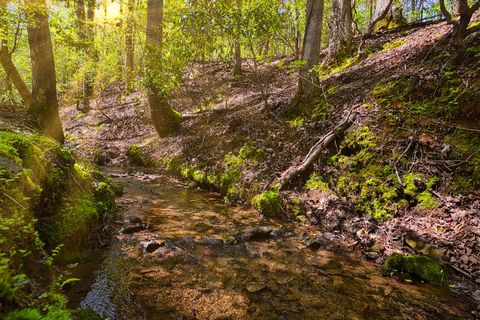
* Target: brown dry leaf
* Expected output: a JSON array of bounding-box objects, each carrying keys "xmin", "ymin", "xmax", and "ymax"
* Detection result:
[{"xmin": 418, "ymin": 133, "xmax": 440, "ymax": 148}]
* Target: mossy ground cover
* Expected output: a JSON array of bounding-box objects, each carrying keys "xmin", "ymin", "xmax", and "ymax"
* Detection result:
[
  {"xmin": 382, "ymin": 253, "xmax": 447, "ymax": 286},
  {"xmin": 0, "ymin": 130, "xmax": 116, "ymax": 318},
  {"xmin": 311, "ymin": 126, "xmax": 439, "ymax": 220},
  {"xmin": 162, "ymin": 142, "xmax": 264, "ymax": 204}
]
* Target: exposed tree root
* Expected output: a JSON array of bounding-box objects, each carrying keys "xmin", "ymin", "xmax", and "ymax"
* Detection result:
[{"xmin": 277, "ymin": 112, "xmax": 356, "ymax": 190}]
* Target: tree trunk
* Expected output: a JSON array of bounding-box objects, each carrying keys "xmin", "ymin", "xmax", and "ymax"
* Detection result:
[
  {"xmin": 364, "ymin": 0, "xmax": 394, "ymax": 37},
  {"xmin": 83, "ymin": 0, "xmax": 96, "ymax": 106},
  {"xmin": 439, "ymin": 0, "xmax": 452, "ymax": 21},
  {"xmin": 294, "ymin": 5, "xmax": 301, "ymax": 59},
  {"xmin": 0, "ymin": 45, "xmax": 32, "ymax": 107},
  {"xmin": 25, "ymin": 0, "xmax": 64, "ymax": 143},
  {"xmin": 296, "ymin": 0, "xmax": 324, "ymax": 104},
  {"xmin": 450, "ymin": 0, "xmax": 478, "ymax": 63},
  {"xmin": 75, "ymin": 0, "xmax": 86, "ymax": 42},
  {"xmin": 327, "ymin": 0, "xmax": 354, "ymax": 61},
  {"xmin": 0, "ymin": 0, "xmax": 32, "ymax": 107},
  {"xmin": 146, "ymin": 0, "xmax": 180, "ymax": 137},
  {"xmin": 125, "ymin": 0, "xmax": 134, "ymax": 87},
  {"xmin": 232, "ymin": 0, "xmax": 242, "ymax": 76}
]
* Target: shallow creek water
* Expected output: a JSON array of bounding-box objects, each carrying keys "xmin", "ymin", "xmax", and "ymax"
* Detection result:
[{"xmin": 66, "ymin": 168, "xmax": 476, "ymax": 320}]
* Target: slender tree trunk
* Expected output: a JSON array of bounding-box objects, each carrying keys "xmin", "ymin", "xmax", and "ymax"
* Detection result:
[
  {"xmin": 364, "ymin": 0, "xmax": 394, "ymax": 37},
  {"xmin": 0, "ymin": 0, "xmax": 32, "ymax": 107},
  {"xmin": 297, "ymin": 0, "xmax": 324, "ymax": 104},
  {"xmin": 146, "ymin": 0, "xmax": 180, "ymax": 137},
  {"xmin": 327, "ymin": 0, "xmax": 353, "ymax": 61},
  {"xmin": 439, "ymin": 0, "xmax": 452, "ymax": 21},
  {"xmin": 451, "ymin": 0, "xmax": 479, "ymax": 63},
  {"xmin": 232, "ymin": 0, "xmax": 242, "ymax": 76},
  {"xmin": 294, "ymin": 5, "xmax": 301, "ymax": 59},
  {"xmin": 75, "ymin": 0, "xmax": 86, "ymax": 42},
  {"xmin": 125, "ymin": 0, "xmax": 135, "ymax": 88},
  {"xmin": 82, "ymin": 0, "xmax": 96, "ymax": 106},
  {"xmin": 0, "ymin": 45, "xmax": 32, "ymax": 107},
  {"xmin": 25, "ymin": 0, "xmax": 64, "ymax": 143}
]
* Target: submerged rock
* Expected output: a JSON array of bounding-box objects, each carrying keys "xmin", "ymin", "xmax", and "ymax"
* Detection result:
[
  {"xmin": 381, "ymin": 253, "xmax": 447, "ymax": 286},
  {"xmin": 234, "ymin": 226, "xmax": 283, "ymax": 243},
  {"xmin": 305, "ymin": 236, "xmax": 329, "ymax": 250},
  {"xmin": 120, "ymin": 224, "xmax": 151, "ymax": 234},
  {"xmin": 124, "ymin": 215, "xmax": 142, "ymax": 225},
  {"xmin": 139, "ymin": 240, "xmax": 166, "ymax": 253}
]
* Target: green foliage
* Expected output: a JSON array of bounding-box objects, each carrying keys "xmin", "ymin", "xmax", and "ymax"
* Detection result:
[
  {"xmin": 382, "ymin": 253, "xmax": 447, "ymax": 286},
  {"xmin": 305, "ymin": 173, "xmax": 329, "ymax": 191},
  {"xmin": 287, "ymin": 116, "xmax": 304, "ymax": 129},
  {"xmin": 251, "ymin": 190, "xmax": 283, "ymax": 216}
]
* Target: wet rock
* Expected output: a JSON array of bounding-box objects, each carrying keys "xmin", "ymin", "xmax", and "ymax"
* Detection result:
[
  {"xmin": 120, "ymin": 224, "xmax": 151, "ymax": 234},
  {"xmin": 245, "ymin": 282, "xmax": 267, "ymax": 293},
  {"xmin": 124, "ymin": 215, "xmax": 142, "ymax": 224},
  {"xmin": 235, "ymin": 226, "xmax": 281, "ymax": 242},
  {"xmin": 139, "ymin": 240, "xmax": 165, "ymax": 253},
  {"xmin": 305, "ymin": 236, "xmax": 328, "ymax": 250}
]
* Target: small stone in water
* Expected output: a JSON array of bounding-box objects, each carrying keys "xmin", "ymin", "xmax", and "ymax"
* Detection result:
[
  {"xmin": 139, "ymin": 240, "xmax": 165, "ymax": 253},
  {"xmin": 124, "ymin": 215, "xmax": 142, "ymax": 224}
]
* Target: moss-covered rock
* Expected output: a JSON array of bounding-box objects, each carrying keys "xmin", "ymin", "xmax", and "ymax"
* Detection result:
[
  {"xmin": 126, "ymin": 144, "xmax": 152, "ymax": 167},
  {"xmin": 382, "ymin": 253, "xmax": 447, "ymax": 286},
  {"xmin": 252, "ymin": 190, "xmax": 283, "ymax": 216}
]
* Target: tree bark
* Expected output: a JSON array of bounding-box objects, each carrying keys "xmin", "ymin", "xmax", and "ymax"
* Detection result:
[
  {"xmin": 232, "ymin": 0, "xmax": 242, "ymax": 76},
  {"xmin": 82, "ymin": 0, "xmax": 96, "ymax": 106},
  {"xmin": 451, "ymin": 0, "xmax": 480, "ymax": 63},
  {"xmin": 125, "ymin": 0, "xmax": 135, "ymax": 87},
  {"xmin": 296, "ymin": 0, "xmax": 324, "ymax": 104},
  {"xmin": 364, "ymin": 0, "xmax": 394, "ymax": 37},
  {"xmin": 327, "ymin": 0, "xmax": 354, "ymax": 61},
  {"xmin": 294, "ymin": 5, "xmax": 301, "ymax": 59},
  {"xmin": 146, "ymin": 0, "xmax": 180, "ymax": 137},
  {"xmin": 439, "ymin": 0, "xmax": 452, "ymax": 21},
  {"xmin": 0, "ymin": 45, "xmax": 32, "ymax": 107},
  {"xmin": 277, "ymin": 112, "xmax": 356, "ymax": 190},
  {"xmin": 75, "ymin": 0, "xmax": 86, "ymax": 42},
  {"xmin": 25, "ymin": 0, "xmax": 64, "ymax": 143},
  {"xmin": 0, "ymin": 0, "xmax": 32, "ymax": 107}
]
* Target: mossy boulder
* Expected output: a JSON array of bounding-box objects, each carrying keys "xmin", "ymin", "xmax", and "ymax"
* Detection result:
[
  {"xmin": 382, "ymin": 253, "xmax": 447, "ymax": 286},
  {"xmin": 252, "ymin": 190, "xmax": 283, "ymax": 216},
  {"xmin": 126, "ymin": 144, "xmax": 152, "ymax": 167}
]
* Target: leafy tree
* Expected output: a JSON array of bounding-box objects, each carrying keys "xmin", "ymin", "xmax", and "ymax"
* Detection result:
[{"xmin": 25, "ymin": 0, "xmax": 64, "ymax": 143}]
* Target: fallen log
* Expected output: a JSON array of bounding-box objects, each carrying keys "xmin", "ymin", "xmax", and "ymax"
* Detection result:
[{"xmin": 277, "ymin": 112, "xmax": 356, "ymax": 190}]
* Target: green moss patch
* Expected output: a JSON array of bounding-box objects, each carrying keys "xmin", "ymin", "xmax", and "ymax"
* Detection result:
[
  {"xmin": 382, "ymin": 253, "xmax": 447, "ymax": 286},
  {"xmin": 127, "ymin": 144, "xmax": 154, "ymax": 167},
  {"xmin": 252, "ymin": 190, "xmax": 283, "ymax": 216},
  {"xmin": 325, "ymin": 127, "xmax": 439, "ymax": 220}
]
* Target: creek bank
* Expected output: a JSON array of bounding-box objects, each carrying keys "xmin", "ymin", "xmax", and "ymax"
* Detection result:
[{"xmin": 0, "ymin": 129, "xmax": 118, "ymax": 318}]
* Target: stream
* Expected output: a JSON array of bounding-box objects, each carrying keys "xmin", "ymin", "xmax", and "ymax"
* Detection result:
[{"xmin": 65, "ymin": 168, "xmax": 476, "ymax": 320}]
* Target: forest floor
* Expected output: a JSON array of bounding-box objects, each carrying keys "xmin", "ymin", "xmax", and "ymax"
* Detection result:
[{"xmin": 61, "ymin": 16, "xmax": 480, "ymax": 301}]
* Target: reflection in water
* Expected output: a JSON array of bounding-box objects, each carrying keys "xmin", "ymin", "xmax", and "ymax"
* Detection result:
[{"xmin": 75, "ymin": 170, "xmax": 475, "ymax": 320}]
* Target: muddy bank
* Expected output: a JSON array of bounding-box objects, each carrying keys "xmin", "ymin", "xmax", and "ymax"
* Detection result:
[{"xmin": 65, "ymin": 169, "xmax": 478, "ymax": 320}]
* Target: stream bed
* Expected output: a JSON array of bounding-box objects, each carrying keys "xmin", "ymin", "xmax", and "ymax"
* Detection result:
[{"xmin": 65, "ymin": 168, "xmax": 477, "ymax": 320}]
